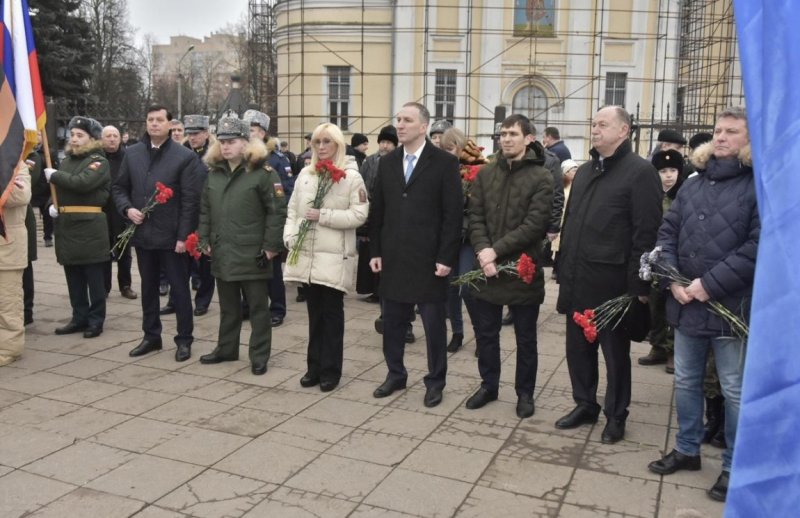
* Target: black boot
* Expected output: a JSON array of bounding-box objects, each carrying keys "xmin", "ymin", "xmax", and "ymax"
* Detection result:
[
  {"xmin": 710, "ymin": 401, "xmax": 727, "ymax": 449},
  {"xmin": 703, "ymin": 396, "xmax": 724, "ymax": 444}
]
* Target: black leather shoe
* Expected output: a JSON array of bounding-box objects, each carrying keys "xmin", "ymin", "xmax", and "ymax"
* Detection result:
[
  {"xmin": 320, "ymin": 380, "xmax": 339, "ymax": 392},
  {"xmin": 648, "ymin": 449, "xmax": 702, "ymax": 475},
  {"xmin": 555, "ymin": 406, "xmax": 599, "ymax": 429},
  {"xmin": 516, "ymin": 394, "xmax": 535, "ymax": 418},
  {"xmin": 447, "ymin": 333, "xmax": 463, "ymax": 352},
  {"xmin": 404, "ymin": 327, "xmax": 415, "ymax": 344},
  {"xmin": 159, "ymin": 283, "xmax": 169, "ymax": 296},
  {"xmin": 708, "ymin": 470, "xmax": 729, "ymax": 502},
  {"xmin": 465, "ymin": 387, "xmax": 498, "ymax": 410},
  {"xmin": 193, "ymin": 306, "xmax": 208, "ymax": 316},
  {"xmin": 271, "ymin": 316, "xmax": 284, "ymax": 327},
  {"xmin": 251, "ymin": 362, "xmax": 267, "ymax": 375},
  {"xmin": 424, "ymin": 388, "xmax": 443, "ymax": 408},
  {"xmin": 55, "ymin": 321, "xmax": 88, "ymax": 335},
  {"xmin": 200, "ymin": 352, "xmax": 238, "ymax": 364},
  {"xmin": 159, "ymin": 304, "xmax": 175, "ymax": 315},
  {"xmin": 374, "ymin": 316, "xmax": 383, "ymax": 334},
  {"xmin": 300, "ymin": 373, "xmax": 320, "ymax": 387},
  {"xmin": 120, "ymin": 286, "xmax": 138, "ymax": 300},
  {"xmin": 129, "ymin": 338, "xmax": 163, "ymax": 357},
  {"xmin": 175, "ymin": 344, "xmax": 191, "ymax": 362},
  {"xmin": 83, "ymin": 327, "xmax": 103, "ymax": 339},
  {"xmin": 638, "ymin": 346, "xmax": 668, "ymax": 365},
  {"xmin": 601, "ymin": 418, "xmax": 626, "ymax": 444},
  {"xmin": 373, "ymin": 378, "xmax": 407, "ymax": 398}
]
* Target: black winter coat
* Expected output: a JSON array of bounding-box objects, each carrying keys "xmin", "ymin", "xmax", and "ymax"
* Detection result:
[
  {"xmin": 112, "ymin": 135, "xmax": 205, "ymax": 250},
  {"xmin": 557, "ymin": 139, "xmax": 662, "ymax": 313},
  {"xmin": 369, "ymin": 141, "xmax": 462, "ymax": 303},
  {"xmin": 103, "ymin": 147, "xmax": 127, "ymax": 241},
  {"xmin": 657, "ymin": 142, "xmax": 759, "ymax": 337}
]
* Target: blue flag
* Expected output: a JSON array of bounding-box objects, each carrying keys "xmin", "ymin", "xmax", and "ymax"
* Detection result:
[{"xmin": 728, "ymin": 1, "xmax": 800, "ymax": 516}]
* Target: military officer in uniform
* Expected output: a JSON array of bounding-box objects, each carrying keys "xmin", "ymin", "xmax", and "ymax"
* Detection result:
[
  {"xmin": 243, "ymin": 109, "xmax": 292, "ymax": 326},
  {"xmin": 45, "ymin": 116, "xmax": 110, "ymax": 338},
  {"xmin": 197, "ymin": 116, "xmax": 287, "ymax": 375}
]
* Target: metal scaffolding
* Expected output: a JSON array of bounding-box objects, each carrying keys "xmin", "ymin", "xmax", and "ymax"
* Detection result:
[{"xmin": 248, "ymin": 0, "xmax": 278, "ymax": 132}]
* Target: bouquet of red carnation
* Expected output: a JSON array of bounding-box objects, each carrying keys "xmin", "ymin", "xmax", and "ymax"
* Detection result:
[
  {"xmin": 452, "ymin": 253, "xmax": 536, "ymax": 289},
  {"xmin": 288, "ymin": 160, "xmax": 347, "ymax": 265},
  {"xmin": 112, "ymin": 182, "xmax": 173, "ymax": 256},
  {"xmin": 184, "ymin": 231, "xmax": 210, "ymax": 260},
  {"xmin": 460, "ymin": 164, "xmax": 480, "ymax": 196},
  {"xmin": 572, "ymin": 295, "xmax": 635, "ymax": 343}
]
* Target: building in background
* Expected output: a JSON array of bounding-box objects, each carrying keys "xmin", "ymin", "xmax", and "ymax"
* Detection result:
[{"xmin": 271, "ymin": 0, "xmax": 743, "ymax": 156}]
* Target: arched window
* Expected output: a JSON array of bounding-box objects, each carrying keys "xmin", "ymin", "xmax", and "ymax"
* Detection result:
[{"xmin": 512, "ymin": 85, "xmax": 548, "ymax": 127}]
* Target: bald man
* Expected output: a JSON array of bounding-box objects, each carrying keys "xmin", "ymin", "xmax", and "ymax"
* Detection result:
[{"xmin": 102, "ymin": 126, "xmax": 137, "ymax": 300}]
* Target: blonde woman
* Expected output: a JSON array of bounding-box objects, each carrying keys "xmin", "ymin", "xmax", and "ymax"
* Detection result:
[{"xmin": 283, "ymin": 123, "xmax": 369, "ymax": 391}]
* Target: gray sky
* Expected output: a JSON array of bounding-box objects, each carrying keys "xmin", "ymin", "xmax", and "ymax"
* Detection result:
[{"xmin": 129, "ymin": 0, "xmax": 250, "ymax": 45}]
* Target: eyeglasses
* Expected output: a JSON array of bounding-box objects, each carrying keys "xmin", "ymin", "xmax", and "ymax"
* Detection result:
[{"xmin": 312, "ymin": 138, "xmax": 334, "ymax": 147}]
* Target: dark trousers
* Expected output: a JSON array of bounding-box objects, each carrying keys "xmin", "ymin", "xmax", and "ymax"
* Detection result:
[
  {"xmin": 267, "ymin": 258, "xmax": 286, "ymax": 318},
  {"xmin": 216, "ymin": 278, "xmax": 271, "ymax": 363},
  {"xmin": 473, "ymin": 299, "xmax": 540, "ymax": 396},
  {"xmin": 136, "ymin": 247, "xmax": 193, "ymax": 346},
  {"xmin": 383, "ymin": 298, "xmax": 447, "ymax": 391},
  {"xmin": 39, "ymin": 204, "xmax": 53, "ymax": 240},
  {"xmin": 305, "ymin": 283, "xmax": 345, "ymax": 383},
  {"xmin": 104, "ymin": 244, "xmax": 132, "ymax": 293},
  {"xmin": 565, "ymin": 316, "xmax": 631, "ymax": 420},
  {"xmin": 193, "ymin": 255, "xmax": 215, "ymax": 309},
  {"xmin": 23, "ymin": 261, "xmax": 33, "ymax": 322},
  {"xmin": 63, "ymin": 262, "xmax": 106, "ymax": 328}
]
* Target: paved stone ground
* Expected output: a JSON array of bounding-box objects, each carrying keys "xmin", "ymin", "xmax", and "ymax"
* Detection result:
[{"xmin": 0, "ymin": 235, "xmax": 725, "ymax": 517}]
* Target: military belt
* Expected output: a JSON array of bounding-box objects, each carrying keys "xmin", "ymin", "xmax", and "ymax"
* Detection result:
[{"xmin": 58, "ymin": 206, "xmax": 103, "ymax": 214}]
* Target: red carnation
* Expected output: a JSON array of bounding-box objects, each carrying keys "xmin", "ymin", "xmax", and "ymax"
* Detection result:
[
  {"xmin": 583, "ymin": 325, "xmax": 598, "ymax": 343},
  {"xmin": 185, "ymin": 231, "xmax": 201, "ymax": 260},
  {"xmin": 154, "ymin": 182, "xmax": 173, "ymax": 204},
  {"xmin": 516, "ymin": 253, "xmax": 536, "ymax": 284}
]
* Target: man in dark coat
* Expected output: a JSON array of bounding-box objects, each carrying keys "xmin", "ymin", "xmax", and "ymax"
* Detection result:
[
  {"xmin": 647, "ymin": 107, "xmax": 758, "ymax": 502},
  {"xmin": 101, "ymin": 126, "xmax": 136, "ymax": 300},
  {"xmin": 369, "ymin": 102, "xmax": 462, "ymax": 408},
  {"xmin": 23, "ymin": 149, "xmax": 44, "ymax": 325},
  {"xmin": 555, "ymin": 106, "xmax": 662, "ymax": 443},
  {"xmin": 543, "ymin": 126, "xmax": 572, "ymax": 162},
  {"xmin": 112, "ymin": 105, "xmax": 205, "ymax": 362},
  {"xmin": 465, "ymin": 114, "xmax": 553, "ymax": 418}
]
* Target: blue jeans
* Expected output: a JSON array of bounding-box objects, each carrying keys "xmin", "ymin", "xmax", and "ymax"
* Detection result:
[
  {"xmin": 446, "ymin": 243, "xmax": 478, "ymax": 335},
  {"xmin": 674, "ymin": 328, "xmax": 745, "ymax": 471}
]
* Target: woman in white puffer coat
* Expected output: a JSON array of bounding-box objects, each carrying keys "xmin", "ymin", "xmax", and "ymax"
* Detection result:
[{"xmin": 284, "ymin": 122, "xmax": 369, "ymax": 392}]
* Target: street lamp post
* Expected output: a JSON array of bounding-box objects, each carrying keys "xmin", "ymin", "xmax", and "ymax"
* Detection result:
[{"xmin": 177, "ymin": 45, "xmax": 195, "ymax": 119}]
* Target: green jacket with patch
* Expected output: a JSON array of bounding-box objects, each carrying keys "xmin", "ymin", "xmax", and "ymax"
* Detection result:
[
  {"xmin": 198, "ymin": 139, "xmax": 287, "ymax": 281},
  {"xmin": 49, "ymin": 141, "xmax": 110, "ymax": 265}
]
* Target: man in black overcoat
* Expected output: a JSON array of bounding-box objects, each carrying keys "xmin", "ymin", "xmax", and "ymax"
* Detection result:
[
  {"xmin": 112, "ymin": 105, "xmax": 205, "ymax": 362},
  {"xmin": 369, "ymin": 102, "xmax": 462, "ymax": 408},
  {"xmin": 555, "ymin": 106, "xmax": 662, "ymax": 443}
]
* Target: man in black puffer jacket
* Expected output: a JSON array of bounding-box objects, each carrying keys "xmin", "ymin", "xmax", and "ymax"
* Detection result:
[
  {"xmin": 555, "ymin": 106, "xmax": 662, "ymax": 444},
  {"xmin": 112, "ymin": 105, "xmax": 205, "ymax": 362},
  {"xmin": 647, "ymin": 107, "xmax": 758, "ymax": 503}
]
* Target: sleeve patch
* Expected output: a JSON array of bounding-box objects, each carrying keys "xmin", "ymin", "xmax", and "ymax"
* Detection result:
[
  {"xmin": 273, "ymin": 183, "xmax": 285, "ymax": 197},
  {"xmin": 88, "ymin": 161, "xmax": 102, "ymax": 170},
  {"xmin": 358, "ymin": 188, "xmax": 367, "ymax": 203}
]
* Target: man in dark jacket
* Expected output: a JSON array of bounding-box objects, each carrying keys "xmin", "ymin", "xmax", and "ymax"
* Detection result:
[
  {"xmin": 243, "ymin": 109, "xmax": 290, "ymax": 327},
  {"xmin": 101, "ymin": 126, "xmax": 136, "ymax": 300},
  {"xmin": 369, "ymin": 102, "xmax": 462, "ymax": 408},
  {"xmin": 350, "ymin": 133, "xmax": 368, "ymax": 168},
  {"xmin": 465, "ymin": 114, "xmax": 553, "ymax": 418},
  {"xmin": 22, "ymin": 149, "xmax": 44, "ymax": 325},
  {"xmin": 647, "ymin": 107, "xmax": 757, "ymax": 503},
  {"xmin": 112, "ymin": 105, "xmax": 205, "ymax": 362},
  {"xmin": 543, "ymin": 126, "xmax": 572, "ymax": 162},
  {"xmin": 555, "ymin": 106, "xmax": 662, "ymax": 443}
]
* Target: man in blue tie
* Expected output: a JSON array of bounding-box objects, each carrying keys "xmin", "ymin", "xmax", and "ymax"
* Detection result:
[{"xmin": 369, "ymin": 102, "xmax": 462, "ymax": 408}]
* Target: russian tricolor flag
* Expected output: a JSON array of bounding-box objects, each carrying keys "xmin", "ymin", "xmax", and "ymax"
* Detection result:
[{"xmin": 0, "ymin": 0, "xmax": 45, "ymax": 236}]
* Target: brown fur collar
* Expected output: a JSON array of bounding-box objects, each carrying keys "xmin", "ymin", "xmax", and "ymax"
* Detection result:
[
  {"xmin": 204, "ymin": 138, "xmax": 269, "ymax": 170},
  {"xmin": 65, "ymin": 139, "xmax": 103, "ymax": 158},
  {"xmin": 691, "ymin": 141, "xmax": 752, "ymax": 169}
]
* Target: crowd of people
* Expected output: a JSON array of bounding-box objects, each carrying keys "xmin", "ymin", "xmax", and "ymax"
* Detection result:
[{"xmin": 0, "ymin": 101, "xmax": 757, "ymax": 503}]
